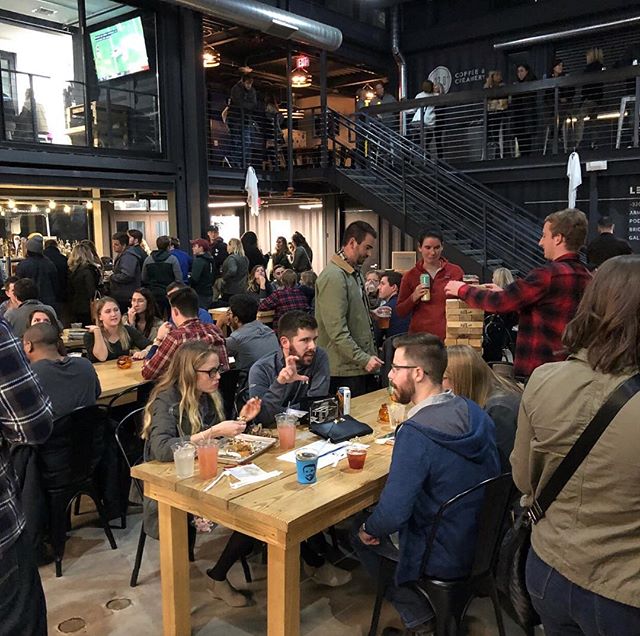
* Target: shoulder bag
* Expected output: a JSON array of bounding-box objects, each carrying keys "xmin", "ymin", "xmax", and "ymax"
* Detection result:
[{"xmin": 497, "ymin": 373, "xmax": 640, "ymax": 630}]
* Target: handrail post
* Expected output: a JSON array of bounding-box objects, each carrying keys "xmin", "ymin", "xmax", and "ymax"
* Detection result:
[
  {"xmin": 0, "ymin": 69, "xmax": 6, "ymax": 141},
  {"xmin": 482, "ymin": 97, "xmax": 488, "ymax": 160},
  {"xmin": 552, "ymin": 86, "xmax": 559, "ymax": 155},
  {"xmin": 419, "ymin": 106, "xmax": 424, "ymax": 153},
  {"xmin": 402, "ymin": 156, "xmax": 407, "ymax": 222},
  {"xmin": 240, "ymin": 107, "xmax": 246, "ymax": 169},
  {"xmin": 482, "ymin": 203, "xmax": 488, "ymax": 269},
  {"xmin": 320, "ymin": 50, "xmax": 328, "ymax": 168},
  {"xmin": 634, "ymin": 76, "xmax": 640, "ymax": 148},
  {"xmin": 286, "ymin": 45, "xmax": 294, "ymax": 189}
]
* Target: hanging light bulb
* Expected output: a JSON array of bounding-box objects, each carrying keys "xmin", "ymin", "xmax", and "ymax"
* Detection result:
[
  {"xmin": 30, "ymin": 204, "xmax": 38, "ymax": 213},
  {"xmin": 291, "ymin": 67, "xmax": 312, "ymax": 88},
  {"xmin": 48, "ymin": 199, "xmax": 56, "ymax": 209},
  {"xmin": 8, "ymin": 199, "xmax": 15, "ymax": 209},
  {"xmin": 203, "ymin": 46, "xmax": 220, "ymax": 68},
  {"xmin": 85, "ymin": 200, "xmax": 93, "ymax": 210},
  {"xmin": 63, "ymin": 204, "xmax": 71, "ymax": 214},
  {"xmin": 363, "ymin": 83, "xmax": 375, "ymax": 105}
]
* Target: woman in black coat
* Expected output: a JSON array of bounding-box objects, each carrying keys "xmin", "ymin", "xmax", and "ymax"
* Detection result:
[
  {"xmin": 241, "ymin": 231, "xmax": 268, "ymax": 271},
  {"xmin": 67, "ymin": 243, "xmax": 102, "ymax": 325},
  {"xmin": 511, "ymin": 63, "xmax": 538, "ymax": 156}
]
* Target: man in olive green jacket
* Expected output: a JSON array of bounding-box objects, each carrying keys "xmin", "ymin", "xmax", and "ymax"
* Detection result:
[{"xmin": 316, "ymin": 221, "xmax": 383, "ymax": 397}]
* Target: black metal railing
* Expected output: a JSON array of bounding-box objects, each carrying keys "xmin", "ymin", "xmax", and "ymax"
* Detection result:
[
  {"xmin": 364, "ymin": 66, "xmax": 640, "ymax": 163},
  {"xmin": 325, "ymin": 108, "xmax": 543, "ymax": 273},
  {"xmin": 0, "ymin": 69, "xmax": 160, "ymax": 153}
]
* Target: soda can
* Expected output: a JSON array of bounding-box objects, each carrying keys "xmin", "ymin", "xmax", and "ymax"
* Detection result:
[
  {"xmin": 420, "ymin": 273, "xmax": 431, "ymax": 302},
  {"xmin": 337, "ymin": 386, "xmax": 351, "ymax": 416}
]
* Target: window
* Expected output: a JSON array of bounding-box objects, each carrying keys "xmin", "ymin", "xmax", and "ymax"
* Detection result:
[
  {"xmin": 155, "ymin": 220, "xmax": 169, "ymax": 236},
  {"xmin": 0, "ymin": 1, "xmax": 161, "ymax": 153}
]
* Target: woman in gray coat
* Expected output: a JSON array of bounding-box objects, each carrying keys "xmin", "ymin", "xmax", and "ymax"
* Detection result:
[
  {"xmin": 141, "ymin": 340, "xmax": 261, "ymax": 606},
  {"xmin": 220, "ymin": 238, "xmax": 249, "ymax": 301}
]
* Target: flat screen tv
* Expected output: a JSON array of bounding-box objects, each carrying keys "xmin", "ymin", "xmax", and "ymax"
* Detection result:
[{"xmin": 90, "ymin": 16, "xmax": 150, "ymax": 82}]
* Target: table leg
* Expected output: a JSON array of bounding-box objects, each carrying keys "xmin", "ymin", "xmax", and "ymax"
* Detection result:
[
  {"xmin": 158, "ymin": 501, "xmax": 190, "ymax": 636},
  {"xmin": 267, "ymin": 541, "xmax": 300, "ymax": 636}
]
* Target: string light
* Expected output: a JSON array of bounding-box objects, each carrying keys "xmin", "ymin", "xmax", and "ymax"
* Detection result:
[
  {"xmin": 63, "ymin": 205, "xmax": 71, "ymax": 213},
  {"xmin": 30, "ymin": 204, "xmax": 38, "ymax": 213},
  {"xmin": 85, "ymin": 200, "xmax": 93, "ymax": 210},
  {"xmin": 48, "ymin": 200, "xmax": 56, "ymax": 209},
  {"xmin": 7, "ymin": 199, "xmax": 14, "ymax": 209}
]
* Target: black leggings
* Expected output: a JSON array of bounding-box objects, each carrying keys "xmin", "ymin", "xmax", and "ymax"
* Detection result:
[{"xmin": 207, "ymin": 531, "xmax": 326, "ymax": 580}]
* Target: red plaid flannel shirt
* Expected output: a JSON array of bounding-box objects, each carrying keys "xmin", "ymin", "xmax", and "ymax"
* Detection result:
[
  {"xmin": 141, "ymin": 319, "xmax": 228, "ymax": 381},
  {"xmin": 459, "ymin": 254, "xmax": 592, "ymax": 378},
  {"xmin": 258, "ymin": 287, "xmax": 310, "ymax": 330}
]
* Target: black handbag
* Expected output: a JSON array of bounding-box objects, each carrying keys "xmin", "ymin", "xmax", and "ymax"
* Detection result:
[
  {"xmin": 310, "ymin": 415, "xmax": 373, "ymax": 444},
  {"xmin": 497, "ymin": 373, "xmax": 640, "ymax": 631}
]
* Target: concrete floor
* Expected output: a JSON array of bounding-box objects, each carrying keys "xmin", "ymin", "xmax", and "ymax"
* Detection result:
[{"xmin": 41, "ymin": 505, "xmax": 542, "ymax": 635}]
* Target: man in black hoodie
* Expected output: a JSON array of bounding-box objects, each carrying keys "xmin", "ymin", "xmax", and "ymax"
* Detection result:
[
  {"xmin": 141, "ymin": 235, "xmax": 182, "ymax": 316},
  {"xmin": 190, "ymin": 238, "xmax": 216, "ymax": 309},
  {"xmin": 15, "ymin": 234, "xmax": 60, "ymax": 313},
  {"xmin": 43, "ymin": 239, "xmax": 68, "ymax": 305}
]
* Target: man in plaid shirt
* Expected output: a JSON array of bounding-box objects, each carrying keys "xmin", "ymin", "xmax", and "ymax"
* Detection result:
[
  {"xmin": 142, "ymin": 287, "xmax": 228, "ymax": 381},
  {"xmin": 258, "ymin": 269, "xmax": 310, "ymax": 331},
  {"xmin": 0, "ymin": 319, "xmax": 52, "ymax": 634},
  {"xmin": 445, "ymin": 209, "xmax": 592, "ymax": 379}
]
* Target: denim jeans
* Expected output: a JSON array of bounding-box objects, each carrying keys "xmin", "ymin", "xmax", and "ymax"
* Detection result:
[
  {"xmin": 351, "ymin": 513, "xmax": 434, "ymax": 629},
  {"xmin": 0, "ymin": 529, "xmax": 47, "ymax": 636},
  {"xmin": 526, "ymin": 547, "xmax": 640, "ymax": 636}
]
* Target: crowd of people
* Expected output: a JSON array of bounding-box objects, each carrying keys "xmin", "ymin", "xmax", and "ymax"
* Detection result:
[{"xmin": 0, "ymin": 211, "xmax": 638, "ymax": 636}]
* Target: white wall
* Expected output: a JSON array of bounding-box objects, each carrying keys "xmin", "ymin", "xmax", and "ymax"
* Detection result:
[{"xmin": 0, "ymin": 21, "xmax": 75, "ymax": 144}]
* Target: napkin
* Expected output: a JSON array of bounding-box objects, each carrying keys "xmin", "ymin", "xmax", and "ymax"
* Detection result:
[{"xmin": 225, "ymin": 464, "xmax": 282, "ymax": 489}]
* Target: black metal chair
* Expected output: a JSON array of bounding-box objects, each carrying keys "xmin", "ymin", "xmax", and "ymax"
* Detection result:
[
  {"xmin": 119, "ymin": 409, "xmax": 253, "ymax": 588},
  {"xmin": 39, "ymin": 404, "xmax": 118, "ymax": 577},
  {"xmin": 368, "ymin": 473, "xmax": 514, "ymax": 636},
  {"xmin": 380, "ymin": 332, "xmax": 407, "ymax": 382}
]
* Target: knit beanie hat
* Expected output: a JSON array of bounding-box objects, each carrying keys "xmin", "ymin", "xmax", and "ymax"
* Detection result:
[{"xmin": 26, "ymin": 234, "xmax": 44, "ymax": 254}]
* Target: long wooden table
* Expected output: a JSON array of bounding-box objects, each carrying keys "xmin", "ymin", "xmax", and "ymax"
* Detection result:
[
  {"xmin": 131, "ymin": 388, "xmax": 396, "ymax": 636},
  {"xmin": 94, "ymin": 358, "xmax": 146, "ymax": 399}
]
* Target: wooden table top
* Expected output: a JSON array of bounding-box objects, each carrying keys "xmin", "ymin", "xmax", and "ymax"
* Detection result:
[
  {"xmin": 209, "ymin": 307, "xmax": 275, "ymax": 324},
  {"xmin": 132, "ymin": 388, "xmax": 399, "ymax": 525},
  {"xmin": 94, "ymin": 358, "xmax": 146, "ymax": 398}
]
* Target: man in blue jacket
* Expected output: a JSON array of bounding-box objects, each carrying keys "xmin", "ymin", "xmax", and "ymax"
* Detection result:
[{"xmin": 353, "ymin": 333, "xmax": 500, "ymax": 635}]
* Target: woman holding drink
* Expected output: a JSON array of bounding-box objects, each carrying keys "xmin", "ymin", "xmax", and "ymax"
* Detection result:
[{"xmin": 141, "ymin": 340, "xmax": 262, "ymax": 606}]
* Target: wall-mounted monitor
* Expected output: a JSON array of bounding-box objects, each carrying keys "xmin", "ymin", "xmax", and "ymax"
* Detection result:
[{"xmin": 90, "ymin": 16, "xmax": 149, "ymax": 82}]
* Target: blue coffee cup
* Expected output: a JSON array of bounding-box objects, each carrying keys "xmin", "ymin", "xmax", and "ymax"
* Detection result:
[{"xmin": 296, "ymin": 450, "xmax": 318, "ymax": 484}]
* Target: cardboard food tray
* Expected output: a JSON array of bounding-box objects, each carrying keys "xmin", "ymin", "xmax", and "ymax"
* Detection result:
[{"xmin": 217, "ymin": 433, "xmax": 277, "ymax": 465}]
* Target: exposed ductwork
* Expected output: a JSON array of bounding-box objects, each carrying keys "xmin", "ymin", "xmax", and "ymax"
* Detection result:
[
  {"xmin": 391, "ymin": 6, "xmax": 407, "ymax": 134},
  {"xmin": 165, "ymin": 0, "xmax": 342, "ymax": 51}
]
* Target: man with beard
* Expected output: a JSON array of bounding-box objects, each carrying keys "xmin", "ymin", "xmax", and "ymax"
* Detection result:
[
  {"xmin": 248, "ymin": 310, "xmax": 330, "ymax": 426},
  {"xmin": 352, "ymin": 333, "xmax": 499, "ymax": 636},
  {"xmin": 316, "ymin": 220, "xmax": 383, "ymax": 397}
]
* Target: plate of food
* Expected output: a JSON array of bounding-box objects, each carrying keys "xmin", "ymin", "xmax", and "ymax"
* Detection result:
[{"xmin": 217, "ymin": 433, "xmax": 277, "ymax": 464}]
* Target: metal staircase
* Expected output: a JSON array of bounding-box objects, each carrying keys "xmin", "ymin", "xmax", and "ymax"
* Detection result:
[{"xmin": 325, "ymin": 109, "xmax": 544, "ymax": 276}]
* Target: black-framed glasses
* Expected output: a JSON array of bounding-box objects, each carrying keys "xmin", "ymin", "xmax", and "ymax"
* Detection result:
[
  {"xmin": 195, "ymin": 366, "xmax": 221, "ymax": 378},
  {"xmin": 390, "ymin": 364, "xmax": 423, "ymax": 372}
]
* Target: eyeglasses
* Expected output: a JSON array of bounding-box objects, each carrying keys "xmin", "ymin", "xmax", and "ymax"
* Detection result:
[
  {"xmin": 390, "ymin": 364, "xmax": 423, "ymax": 372},
  {"xmin": 195, "ymin": 366, "xmax": 221, "ymax": 378}
]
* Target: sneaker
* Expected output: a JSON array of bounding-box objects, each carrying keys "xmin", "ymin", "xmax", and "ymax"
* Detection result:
[
  {"xmin": 208, "ymin": 578, "xmax": 250, "ymax": 607},
  {"xmin": 304, "ymin": 562, "xmax": 352, "ymax": 587}
]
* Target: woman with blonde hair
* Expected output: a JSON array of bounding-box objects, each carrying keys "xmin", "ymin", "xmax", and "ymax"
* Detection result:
[
  {"xmin": 141, "ymin": 340, "xmax": 262, "ymax": 606},
  {"xmin": 443, "ymin": 344, "xmax": 522, "ymax": 470},
  {"xmin": 68, "ymin": 243, "xmax": 102, "ymax": 326},
  {"xmin": 246, "ymin": 263, "xmax": 273, "ymax": 299},
  {"xmin": 220, "ymin": 238, "xmax": 249, "ymax": 300},
  {"xmin": 83, "ymin": 296, "xmax": 150, "ymax": 362},
  {"xmin": 483, "ymin": 267, "xmax": 518, "ymax": 361}
]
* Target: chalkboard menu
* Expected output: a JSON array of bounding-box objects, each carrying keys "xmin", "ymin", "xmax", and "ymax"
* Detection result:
[{"xmin": 629, "ymin": 197, "xmax": 640, "ymax": 251}]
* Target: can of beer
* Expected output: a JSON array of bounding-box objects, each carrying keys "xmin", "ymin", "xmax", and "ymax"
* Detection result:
[
  {"xmin": 337, "ymin": 386, "xmax": 351, "ymax": 416},
  {"xmin": 420, "ymin": 273, "xmax": 431, "ymax": 302}
]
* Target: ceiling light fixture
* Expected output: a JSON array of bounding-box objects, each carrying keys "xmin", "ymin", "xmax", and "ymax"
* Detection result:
[
  {"xmin": 203, "ymin": 46, "xmax": 221, "ymax": 68},
  {"xmin": 207, "ymin": 200, "xmax": 246, "ymax": 208},
  {"xmin": 85, "ymin": 200, "xmax": 93, "ymax": 210},
  {"xmin": 63, "ymin": 204, "xmax": 71, "ymax": 213},
  {"xmin": 30, "ymin": 204, "xmax": 38, "ymax": 213},
  {"xmin": 48, "ymin": 199, "xmax": 56, "ymax": 209},
  {"xmin": 291, "ymin": 67, "xmax": 312, "ymax": 88},
  {"xmin": 362, "ymin": 83, "xmax": 375, "ymax": 105},
  {"xmin": 7, "ymin": 199, "xmax": 15, "ymax": 209}
]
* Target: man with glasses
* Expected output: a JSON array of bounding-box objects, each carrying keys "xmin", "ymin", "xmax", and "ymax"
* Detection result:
[
  {"xmin": 445, "ymin": 208, "xmax": 591, "ymax": 380},
  {"xmin": 396, "ymin": 229, "xmax": 464, "ymax": 342},
  {"xmin": 353, "ymin": 333, "xmax": 499, "ymax": 636}
]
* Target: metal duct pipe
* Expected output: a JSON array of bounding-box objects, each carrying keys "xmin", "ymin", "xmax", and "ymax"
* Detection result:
[
  {"xmin": 494, "ymin": 15, "xmax": 640, "ymax": 49},
  {"xmin": 391, "ymin": 5, "xmax": 407, "ymax": 134},
  {"xmin": 166, "ymin": 0, "xmax": 342, "ymax": 51}
]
